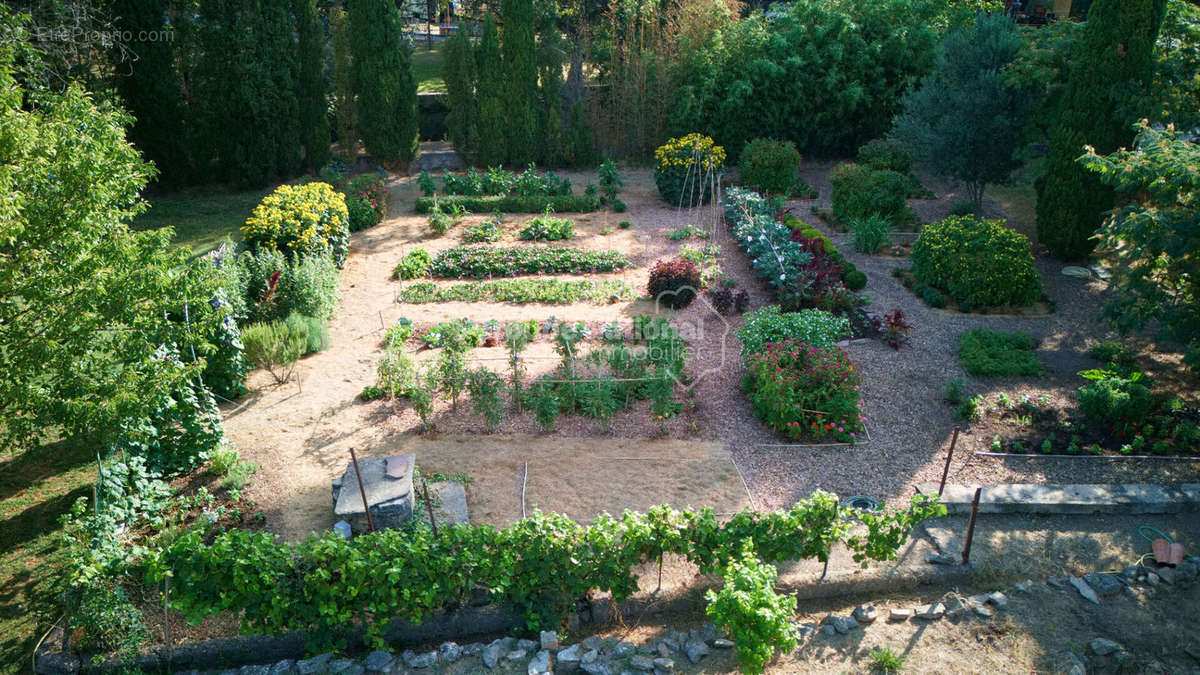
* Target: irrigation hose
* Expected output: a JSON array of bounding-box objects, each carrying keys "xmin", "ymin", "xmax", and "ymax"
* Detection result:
[{"xmin": 1138, "ymin": 525, "xmax": 1174, "ymax": 544}]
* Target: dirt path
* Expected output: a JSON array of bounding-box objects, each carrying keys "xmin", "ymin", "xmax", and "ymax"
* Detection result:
[{"xmin": 223, "ymin": 165, "xmax": 1200, "ymax": 543}]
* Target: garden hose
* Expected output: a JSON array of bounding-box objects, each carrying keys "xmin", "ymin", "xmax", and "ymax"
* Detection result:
[{"xmin": 1138, "ymin": 525, "xmax": 1174, "ymax": 544}]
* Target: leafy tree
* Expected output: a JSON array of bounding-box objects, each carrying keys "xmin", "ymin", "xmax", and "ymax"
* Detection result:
[
  {"xmin": 501, "ymin": 0, "xmax": 539, "ymax": 166},
  {"xmin": 475, "ymin": 15, "xmax": 507, "ymax": 166},
  {"xmin": 330, "ymin": 5, "xmax": 357, "ymax": 161},
  {"xmin": 443, "ymin": 27, "xmax": 478, "ymax": 162},
  {"xmin": 348, "ymin": 0, "xmax": 418, "ymax": 164},
  {"xmin": 892, "ymin": 13, "xmax": 1029, "ymax": 212},
  {"xmin": 1035, "ymin": 0, "xmax": 1167, "ymax": 259},
  {"xmin": 1080, "ymin": 122, "xmax": 1200, "ymax": 372},
  {"xmin": 295, "ymin": 0, "xmax": 331, "ymax": 170},
  {"xmin": 110, "ymin": 0, "xmax": 189, "ymax": 187}
]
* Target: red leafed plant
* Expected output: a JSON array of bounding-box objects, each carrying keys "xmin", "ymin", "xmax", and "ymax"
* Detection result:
[
  {"xmin": 259, "ymin": 269, "xmax": 282, "ymax": 310},
  {"xmin": 648, "ymin": 257, "xmax": 701, "ymax": 309},
  {"xmin": 883, "ymin": 308, "xmax": 911, "ymax": 351}
]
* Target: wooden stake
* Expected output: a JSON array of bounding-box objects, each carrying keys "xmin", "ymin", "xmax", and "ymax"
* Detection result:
[
  {"xmin": 349, "ymin": 447, "xmax": 375, "ymax": 533},
  {"xmin": 939, "ymin": 426, "xmax": 960, "ymax": 497},
  {"xmin": 421, "ymin": 478, "xmax": 439, "ymax": 539},
  {"xmin": 961, "ymin": 487, "xmax": 982, "ymax": 566}
]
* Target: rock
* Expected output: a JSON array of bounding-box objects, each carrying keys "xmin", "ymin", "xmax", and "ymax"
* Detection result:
[
  {"xmin": 1062, "ymin": 266, "xmax": 1093, "ymax": 279},
  {"xmin": 463, "ymin": 643, "xmax": 485, "ymax": 656},
  {"xmin": 832, "ymin": 616, "xmax": 860, "ymax": 634},
  {"xmin": 327, "ymin": 660, "xmax": 361, "ymax": 675},
  {"xmin": 986, "ymin": 591, "xmax": 1008, "ymax": 609},
  {"xmin": 483, "ymin": 641, "xmax": 505, "ymax": 669},
  {"xmin": 1047, "ymin": 577, "xmax": 1067, "ymax": 590},
  {"xmin": 1185, "ymin": 645, "xmax": 1200, "ymax": 664},
  {"xmin": 1112, "ymin": 650, "xmax": 1134, "ymax": 668},
  {"xmin": 1147, "ymin": 571, "xmax": 1161, "ymax": 586},
  {"xmin": 852, "ymin": 605, "xmax": 878, "ymax": 623},
  {"xmin": 1156, "ymin": 566, "xmax": 1177, "ymax": 585},
  {"xmin": 698, "ymin": 623, "xmax": 719, "ymax": 645},
  {"xmin": 518, "ymin": 639, "xmax": 539, "ymax": 652},
  {"xmin": 659, "ymin": 637, "xmax": 680, "ymax": 652},
  {"xmin": 613, "ymin": 641, "xmax": 635, "ymax": 659},
  {"xmin": 684, "ymin": 638, "xmax": 711, "ymax": 663},
  {"xmin": 269, "ymin": 661, "xmax": 296, "ymax": 675},
  {"xmin": 404, "ymin": 651, "xmax": 438, "ymax": 669},
  {"xmin": 1013, "ymin": 580, "xmax": 1032, "ymax": 593},
  {"xmin": 439, "ymin": 642, "xmax": 463, "ymax": 664},
  {"xmin": 1083, "ymin": 573, "xmax": 1122, "ymax": 597},
  {"xmin": 506, "ymin": 649, "xmax": 529, "ymax": 663},
  {"xmin": 1069, "ymin": 576, "xmax": 1101, "ymax": 604},
  {"xmin": 540, "ymin": 630, "xmax": 561, "ymax": 651},
  {"xmin": 889, "ymin": 608, "xmax": 913, "ymax": 621},
  {"xmin": 820, "ymin": 625, "xmax": 836, "ymax": 637},
  {"xmin": 973, "ymin": 605, "xmax": 994, "ymax": 618},
  {"xmin": 795, "ymin": 623, "xmax": 818, "ymax": 640},
  {"xmin": 637, "ymin": 644, "xmax": 657, "ymax": 655},
  {"xmin": 1121, "ymin": 565, "xmax": 1140, "ymax": 579},
  {"xmin": 712, "ymin": 639, "xmax": 735, "ymax": 649},
  {"xmin": 925, "ymin": 552, "xmax": 959, "ymax": 565},
  {"xmin": 656, "ymin": 643, "xmax": 672, "ymax": 658},
  {"xmin": 558, "ymin": 644, "xmax": 584, "ymax": 671},
  {"xmin": 580, "ymin": 650, "xmax": 611, "ymax": 675},
  {"xmin": 629, "ymin": 655, "xmax": 655, "ymax": 671},
  {"xmin": 1143, "ymin": 659, "xmax": 1169, "ymax": 675},
  {"xmin": 296, "ymin": 654, "xmax": 334, "ymax": 675},
  {"xmin": 652, "ymin": 658, "xmax": 675, "ymax": 672},
  {"xmin": 529, "ymin": 649, "xmax": 552, "ymax": 675},
  {"xmin": 364, "ymin": 651, "xmax": 395, "ymax": 672},
  {"xmin": 915, "ymin": 603, "xmax": 945, "ymax": 620},
  {"xmin": 584, "ymin": 637, "xmax": 605, "ymax": 652},
  {"xmin": 1059, "ymin": 651, "xmax": 1088, "ymax": 675},
  {"xmin": 240, "ymin": 667, "xmax": 270, "ymax": 675},
  {"xmin": 1088, "ymin": 638, "xmax": 1124, "ymax": 656},
  {"xmin": 1176, "ymin": 561, "xmax": 1198, "ymax": 582},
  {"xmin": 820, "ymin": 613, "xmax": 837, "ymax": 625}
]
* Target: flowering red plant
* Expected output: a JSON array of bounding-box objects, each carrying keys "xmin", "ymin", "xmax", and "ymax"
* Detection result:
[
  {"xmin": 744, "ymin": 339, "xmax": 863, "ymax": 441},
  {"xmin": 883, "ymin": 309, "xmax": 911, "ymax": 351}
]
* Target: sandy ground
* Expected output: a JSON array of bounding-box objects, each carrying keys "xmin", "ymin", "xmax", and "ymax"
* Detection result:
[{"xmin": 223, "ymin": 163, "xmax": 1200, "ymax": 545}]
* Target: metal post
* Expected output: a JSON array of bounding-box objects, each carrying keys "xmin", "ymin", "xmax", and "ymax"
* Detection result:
[
  {"xmin": 961, "ymin": 487, "xmax": 982, "ymax": 566},
  {"xmin": 349, "ymin": 447, "xmax": 375, "ymax": 532},
  {"xmin": 939, "ymin": 426, "xmax": 960, "ymax": 498},
  {"xmin": 421, "ymin": 478, "xmax": 439, "ymax": 539}
]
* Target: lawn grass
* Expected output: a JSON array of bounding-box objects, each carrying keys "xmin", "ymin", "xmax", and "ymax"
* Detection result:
[
  {"xmin": 0, "ymin": 440, "xmax": 97, "ymax": 675},
  {"xmin": 131, "ymin": 187, "xmax": 270, "ymax": 257},
  {"xmin": 411, "ymin": 43, "xmax": 445, "ymax": 93},
  {"xmin": 959, "ymin": 329, "xmax": 1043, "ymax": 377}
]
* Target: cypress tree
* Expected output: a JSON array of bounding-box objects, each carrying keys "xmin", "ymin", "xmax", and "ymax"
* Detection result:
[
  {"xmin": 443, "ymin": 27, "xmax": 478, "ymax": 162},
  {"xmin": 501, "ymin": 0, "xmax": 539, "ymax": 166},
  {"xmin": 331, "ymin": 6, "xmax": 357, "ymax": 161},
  {"xmin": 475, "ymin": 15, "xmax": 507, "ymax": 166},
  {"xmin": 1035, "ymin": 0, "xmax": 1167, "ymax": 259},
  {"xmin": 111, "ymin": 0, "xmax": 189, "ymax": 187},
  {"xmin": 262, "ymin": 0, "xmax": 302, "ymax": 178},
  {"xmin": 295, "ymin": 0, "xmax": 331, "ymax": 170},
  {"xmin": 564, "ymin": 100, "xmax": 595, "ymax": 168},
  {"xmin": 348, "ymin": 0, "xmax": 419, "ymax": 165},
  {"xmin": 536, "ymin": 26, "xmax": 566, "ymax": 166}
]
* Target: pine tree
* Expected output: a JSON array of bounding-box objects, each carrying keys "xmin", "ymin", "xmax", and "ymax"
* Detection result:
[
  {"xmin": 443, "ymin": 27, "xmax": 478, "ymax": 162},
  {"xmin": 295, "ymin": 0, "xmax": 331, "ymax": 170},
  {"xmin": 1035, "ymin": 0, "xmax": 1167, "ymax": 259},
  {"xmin": 501, "ymin": 0, "xmax": 539, "ymax": 166},
  {"xmin": 330, "ymin": 6, "xmax": 357, "ymax": 162},
  {"xmin": 110, "ymin": 0, "xmax": 189, "ymax": 186},
  {"xmin": 475, "ymin": 15, "xmax": 507, "ymax": 166},
  {"xmin": 348, "ymin": 0, "xmax": 419, "ymax": 164}
]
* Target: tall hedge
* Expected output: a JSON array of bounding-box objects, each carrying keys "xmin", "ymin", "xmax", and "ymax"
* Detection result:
[
  {"xmin": 330, "ymin": 6, "xmax": 356, "ymax": 160},
  {"xmin": 295, "ymin": 0, "xmax": 331, "ymax": 170},
  {"xmin": 348, "ymin": 0, "xmax": 419, "ymax": 165},
  {"xmin": 110, "ymin": 0, "xmax": 189, "ymax": 187},
  {"xmin": 1035, "ymin": 0, "xmax": 1167, "ymax": 260},
  {"xmin": 500, "ymin": 0, "xmax": 539, "ymax": 166},
  {"xmin": 475, "ymin": 15, "xmax": 507, "ymax": 166},
  {"xmin": 443, "ymin": 28, "xmax": 478, "ymax": 162}
]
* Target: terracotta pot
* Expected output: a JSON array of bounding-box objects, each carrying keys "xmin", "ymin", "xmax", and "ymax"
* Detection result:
[
  {"xmin": 1167, "ymin": 542, "xmax": 1186, "ymax": 565},
  {"xmin": 1152, "ymin": 537, "xmax": 1171, "ymax": 564}
]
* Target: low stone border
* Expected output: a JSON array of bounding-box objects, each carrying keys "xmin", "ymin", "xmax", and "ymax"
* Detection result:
[{"xmin": 923, "ymin": 483, "xmax": 1200, "ymax": 516}]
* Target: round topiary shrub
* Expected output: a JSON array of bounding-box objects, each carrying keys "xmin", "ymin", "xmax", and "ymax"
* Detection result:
[
  {"xmin": 843, "ymin": 269, "xmax": 868, "ymax": 292},
  {"xmin": 739, "ymin": 138, "xmax": 801, "ymax": 195},
  {"xmin": 242, "ymin": 182, "xmax": 350, "ymax": 267},
  {"xmin": 647, "ymin": 257, "xmax": 702, "ymax": 309},
  {"xmin": 856, "ymin": 138, "xmax": 912, "ymax": 175},
  {"xmin": 911, "ymin": 216, "xmax": 1042, "ymax": 308},
  {"xmin": 828, "ymin": 163, "xmax": 909, "ymax": 225},
  {"xmin": 654, "ymin": 133, "xmax": 726, "ymax": 207}
]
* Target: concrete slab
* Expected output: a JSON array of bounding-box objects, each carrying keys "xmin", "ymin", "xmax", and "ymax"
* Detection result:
[{"xmin": 921, "ymin": 484, "xmax": 1200, "ymax": 516}]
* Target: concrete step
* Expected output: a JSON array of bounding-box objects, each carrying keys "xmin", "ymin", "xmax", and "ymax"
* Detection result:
[{"xmin": 920, "ymin": 483, "xmax": 1200, "ymax": 516}]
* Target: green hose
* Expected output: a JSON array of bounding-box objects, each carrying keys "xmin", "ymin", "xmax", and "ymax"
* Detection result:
[{"xmin": 1139, "ymin": 525, "xmax": 1174, "ymax": 544}]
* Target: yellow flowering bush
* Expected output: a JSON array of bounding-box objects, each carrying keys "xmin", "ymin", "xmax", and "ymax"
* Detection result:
[
  {"xmin": 242, "ymin": 182, "xmax": 351, "ymax": 267},
  {"xmin": 911, "ymin": 216, "xmax": 1041, "ymax": 309},
  {"xmin": 653, "ymin": 133, "xmax": 726, "ymax": 206}
]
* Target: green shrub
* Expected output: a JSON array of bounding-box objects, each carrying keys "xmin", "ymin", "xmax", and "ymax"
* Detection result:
[
  {"xmin": 236, "ymin": 248, "xmax": 341, "ymax": 323},
  {"xmin": 397, "ymin": 279, "xmax": 636, "ymax": 304},
  {"xmin": 394, "ymin": 248, "xmax": 432, "ymax": 279},
  {"xmin": 284, "ymin": 312, "xmax": 330, "ymax": 354},
  {"xmin": 618, "ymin": 220, "xmax": 631, "ymax": 229},
  {"xmin": 739, "ymin": 138, "xmax": 802, "ymax": 195},
  {"xmin": 242, "ymin": 182, "xmax": 350, "ymax": 267},
  {"xmin": 414, "ymin": 194, "xmax": 599, "ymax": 214},
  {"xmin": 220, "ymin": 459, "xmax": 258, "ymax": 493},
  {"xmin": 462, "ymin": 216, "xmax": 504, "ymax": 243},
  {"xmin": 851, "ymin": 214, "xmax": 891, "ymax": 254},
  {"xmin": 920, "ymin": 285, "xmax": 947, "ymax": 308},
  {"xmin": 867, "ymin": 646, "xmax": 907, "ymax": 674},
  {"xmin": 242, "ymin": 319, "xmax": 307, "ymax": 383},
  {"xmin": 518, "ymin": 212, "xmax": 575, "ymax": 241},
  {"xmin": 343, "ymin": 174, "xmax": 388, "ymax": 231},
  {"xmin": 958, "ymin": 329, "xmax": 1042, "ymax": 376},
  {"xmin": 705, "ymin": 545, "xmax": 798, "ymax": 675},
  {"xmin": 69, "ymin": 584, "xmax": 150, "ymax": 658},
  {"xmin": 1077, "ymin": 369, "xmax": 1156, "ymax": 435},
  {"xmin": 843, "ymin": 270, "xmax": 868, "ymax": 292},
  {"xmin": 911, "ymin": 216, "xmax": 1042, "ymax": 308},
  {"xmin": 386, "ymin": 318, "xmax": 414, "ymax": 349},
  {"xmin": 654, "ymin": 133, "xmax": 726, "ymax": 206},
  {"xmin": 429, "ymin": 245, "xmax": 630, "ymax": 278},
  {"xmin": 736, "ymin": 306, "xmax": 850, "ymax": 359},
  {"xmin": 857, "ymin": 138, "xmax": 912, "ymax": 174},
  {"xmin": 948, "ymin": 200, "xmax": 975, "ymax": 216},
  {"xmin": 1088, "ymin": 341, "xmax": 1137, "ymax": 372},
  {"xmin": 428, "ymin": 200, "xmax": 466, "ymax": 235},
  {"xmin": 745, "ymin": 339, "xmax": 863, "ymax": 441},
  {"xmin": 829, "ymin": 163, "xmax": 909, "ymax": 224},
  {"xmin": 210, "ymin": 446, "xmax": 240, "ymax": 476},
  {"xmin": 943, "ymin": 379, "xmax": 965, "ymax": 405},
  {"xmin": 611, "ymin": 199, "xmax": 627, "ymax": 213}
]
